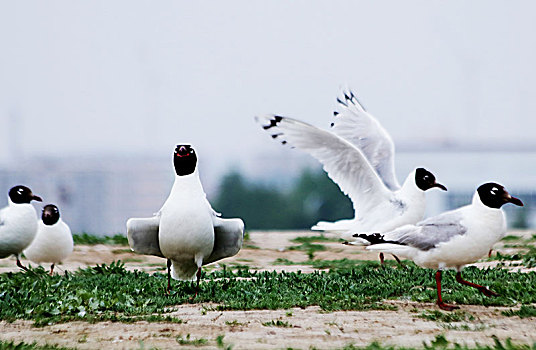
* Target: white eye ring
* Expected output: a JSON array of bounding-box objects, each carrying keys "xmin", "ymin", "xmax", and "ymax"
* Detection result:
[{"xmin": 490, "ymin": 187, "xmax": 499, "ymax": 195}]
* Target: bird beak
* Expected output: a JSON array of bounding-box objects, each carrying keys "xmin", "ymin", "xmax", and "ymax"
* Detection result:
[
  {"xmin": 506, "ymin": 193, "xmax": 523, "ymax": 206},
  {"xmin": 32, "ymin": 195, "xmax": 43, "ymax": 202},
  {"xmin": 433, "ymin": 182, "xmax": 447, "ymax": 191}
]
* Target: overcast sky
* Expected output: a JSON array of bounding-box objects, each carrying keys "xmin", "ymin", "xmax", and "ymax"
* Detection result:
[{"xmin": 1, "ymin": 1, "xmax": 535, "ymax": 171}]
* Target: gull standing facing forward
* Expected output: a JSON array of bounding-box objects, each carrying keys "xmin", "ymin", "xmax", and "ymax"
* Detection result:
[
  {"xmin": 127, "ymin": 145, "xmax": 245, "ymax": 294},
  {"xmin": 24, "ymin": 204, "xmax": 73, "ymax": 275},
  {"xmin": 257, "ymin": 90, "xmax": 446, "ymax": 262},
  {"xmin": 354, "ymin": 182, "xmax": 523, "ymax": 311}
]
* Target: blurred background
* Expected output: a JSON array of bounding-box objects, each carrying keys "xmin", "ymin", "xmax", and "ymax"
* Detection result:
[{"xmin": 0, "ymin": 1, "xmax": 535, "ymax": 234}]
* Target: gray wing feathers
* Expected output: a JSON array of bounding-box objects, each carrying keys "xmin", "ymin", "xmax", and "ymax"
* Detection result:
[
  {"xmin": 387, "ymin": 212, "xmax": 467, "ymax": 251},
  {"xmin": 204, "ymin": 217, "xmax": 244, "ymax": 265},
  {"xmin": 126, "ymin": 217, "xmax": 164, "ymax": 258}
]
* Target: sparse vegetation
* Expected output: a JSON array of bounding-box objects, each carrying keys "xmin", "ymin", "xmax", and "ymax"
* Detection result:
[
  {"xmin": 262, "ymin": 319, "xmax": 293, "ymax": 327},
  {"xmin": 502, "ymin": 305, "xmax": 536, "ymax": 318},
  {"xmin": 72, "ymin": 233, "xmax": 129, "ymax": 246},
  {"xmin": 2, "ymin": 262, "xmax": 536, "ymax": 327}
]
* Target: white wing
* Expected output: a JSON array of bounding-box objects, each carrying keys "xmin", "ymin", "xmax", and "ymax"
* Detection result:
[
  {"xmin": 257, "ymin": 115, "xmax": 392, "ymax": 216},
  {"xmin": 0, "ymin": 207, "xmax": 6, "ymax": 226},
  {"xmin": 330, "ymin": 90, "xmax": 400, "ymax": 190},
  {"xmin": 126, "ymin": 216, "xmax": 164, "ymax": 258}
]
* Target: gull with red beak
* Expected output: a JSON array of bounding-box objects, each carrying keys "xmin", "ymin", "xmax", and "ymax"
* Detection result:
[
  {"xmin": 257, "ymin": 89, "xmax": 447, "ymax": 264},
  {"xmin": 0, "ymin": 185, "xmax": 42, "ymax": 270},
  {"xmin": 353, "ymin": 182, "xmax": 523, "ymax": 311},
  {"xmin": 127, "ymin": 144, "xmax": 245, "ymax": 294}
]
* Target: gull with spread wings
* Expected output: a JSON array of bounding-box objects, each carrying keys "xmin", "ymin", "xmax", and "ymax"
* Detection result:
[{"xmin": 257, "ymin": 90, "xmax": 446, "ymax": 263}]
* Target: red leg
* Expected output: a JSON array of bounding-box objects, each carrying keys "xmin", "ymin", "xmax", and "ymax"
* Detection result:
[
  {"xmin": 166, "ymin": 259, "xmax": 172, "ymax": 294},
  {"xmin": 16, "ymin": 256, "xmax": 28, "ymax": 271},
  {"xmin": 379, "ymin": 252, "xmax": 385, "ymax": 265},
  {"xmin": 455, "ymin": 271, "xmax": 498, "ymax": 297},
  {"xmin": 49, "ymin": 263, "xmax": 55, "ymax": 276},
  {"xmin": 488, "ymin": 249, "xmax": 492, "ymax": 258},
  {"xmin": 435, "ymin": 270, "xmax": 459, "ymax": 311}
]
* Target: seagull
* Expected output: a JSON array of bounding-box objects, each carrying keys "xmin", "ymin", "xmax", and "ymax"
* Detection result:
[
  {"xmin": 0, "ymin": 185, "xmax": 42, "ymax": 270},
  {"xmin": 256, "ymin": 90, "xmax": 446, "ymax": 263},
  {"xmin": 23, "ymin": 204, "xmax": 73, "ymax": 275},
  {"xmin": 127, "ymin": 144, "xmax": 245, "ymax": 294},
  {"xmin": 353, "ymin": 182, "xmax": 523, "ymax": 311}
]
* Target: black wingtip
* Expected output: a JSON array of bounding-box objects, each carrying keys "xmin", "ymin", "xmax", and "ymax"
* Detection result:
[
  {"xmin": 333, "ymin": 111, "xmax": 339, "ymax": 116},
  {"xmin": 336, "ymin": 97, "xmax": 348, "ymax": 107},
  {"xmin": 262, "ymin": 115, "xmax": 284, "ymax": 130},
  {"xmin": 352, "ymin": 233, "xmax": 404, "ymax": 245}
]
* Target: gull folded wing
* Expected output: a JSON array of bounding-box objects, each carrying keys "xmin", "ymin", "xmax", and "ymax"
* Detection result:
[
  {"xmin": 204, "ymin": 217, "xmax": 244, "ymax": 265},
  {"xmin": 126, "ymin": 216, "xmax": 164, "ymax": 258}
]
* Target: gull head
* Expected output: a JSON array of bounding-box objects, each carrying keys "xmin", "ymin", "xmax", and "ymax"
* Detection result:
[
  {"xmin": 173, "ymin": 144, "xmax": 197, "ymax": 176},
  {"xmin": 415, "ymin": 168, "xmax": 447, "ymax": 192},
  {"xmin": 42, "ymin": 204, "xmax": 60, "ymax": 226},
  {"xmin": 477, "ymin": 182, "xmax": 523, "ymax": 209},
  {"xmin": 8, "ymin": 185, "xmax": 42, "ymax": 204}
]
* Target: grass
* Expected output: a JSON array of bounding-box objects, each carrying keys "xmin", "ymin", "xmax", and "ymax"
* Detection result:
[
  {"xmin": 417, "ymin": 309, "xmax": 474, "ymax": 323},
  {"xmin": 273, "ymin": 257, "xmax": 400, "ymax": 269},
  {"xmin": 502, "ymin": 305, "xmax": 536, "ymax": 318},
  {"xmin": 175, "ymin": 334, "xmax": 208, "ymax": 346},
  {"xmin": 72, "ymin": 233, "xmax": 129, "ymax": 246},
  {"xmin": 290, "ymin": 234, "xmax": 342, "ymax": 244},
  {"xmin": 0, "ymin": 342, "xmax": 77, "ymax": 350},
  {"xmin": 1, "ymin": 261, "xmax": 536, "ymax": 326},
  {"xmin": 262, "ymin": 319, "xmax": 293, "ymax": 327},
  {"xmin": 490, "ymin": 246, "xmax": 536, "ymax": 268}
]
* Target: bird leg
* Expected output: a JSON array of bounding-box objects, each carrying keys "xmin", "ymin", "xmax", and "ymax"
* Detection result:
[
  {"xmin": 455, "ymin": 271, "xmax": 498, "ymax": 297},
  {"xmin": 488, "ymin": 249, "xmax": 493, "ymax": 258},
  {"xmin": 16, "ymin": 256, "xmax": 29, "ymax": 271},
  {"xmin": 166, "ymin": 259, "xmax": 172, "ymax": 293},
  {"xmin": 49, "ymin": 263, "xmax": 55, "ymax": 276},
  {"xmin": 194, "ymin": 267, "xmax": 202, "ymax": 298},
  {"xmin": 379, "ymin": 252, "xmax": 385, "ymax": 265},
  {"xmin": 391, "ymin": 254, "xmax": 406, "ymax": 268},
  {"xmin": 435, "ymin": 270, "xmax": 459, "ymax": 311}
]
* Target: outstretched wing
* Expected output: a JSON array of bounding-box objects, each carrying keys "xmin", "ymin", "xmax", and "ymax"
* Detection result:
[
  {"xmin": 126, "ymin": 216, "xmax": 164, "ymax": 258},
  {"xmin": 330, "ymin": 90, "xmax": 400, "ymax": 190},
  {"xmin": 204, "ymin": 216, "xmax": 245, "ymax": 265},
  {"xmin": 257, "ymin": 115, "xmax": 392, "ymax": 216},
  {"xmin": 382, "ymin": 210, "xmax": 467, "ymax": 251}
]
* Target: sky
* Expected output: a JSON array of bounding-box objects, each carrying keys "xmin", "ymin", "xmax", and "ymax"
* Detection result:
[{"xmin": 1, "ymin": 1, "xmax": 535, "ymax": 174}]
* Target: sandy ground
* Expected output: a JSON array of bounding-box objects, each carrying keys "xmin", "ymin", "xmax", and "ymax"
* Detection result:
[{"xmin": 0, "ymin": 230, "xmax": 535, "ymax": 349}]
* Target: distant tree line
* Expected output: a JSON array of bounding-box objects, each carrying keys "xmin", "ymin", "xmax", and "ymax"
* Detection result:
[{"xmin": 212, "ymin": 169, "xmax": 353, "ymax": 230}]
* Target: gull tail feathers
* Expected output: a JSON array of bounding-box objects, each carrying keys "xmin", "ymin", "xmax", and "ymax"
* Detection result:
[{"xmin": 170, "ymin": 260, "xmax": 198, "ymax": 281}]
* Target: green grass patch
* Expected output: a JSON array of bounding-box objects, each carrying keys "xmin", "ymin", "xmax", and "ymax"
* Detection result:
[
  {"xmin": 262, "ymin": 319, "xmax": 293, "ymax": 327},
  {"xmin": 501, "ymin": 235, "xmax": 522, "ymax": 242},
  {"xmin": 272, "ymin": 257, "xmax": 399, "ymax": 269},
  {"xmin": 176, "ymin": 334, "xmax": 208, "ymax": 346},
  {"xmin": 72, "ymin": 233, "xmax": 129, "ymax": 246},
  {"xmin": 417, "ymin": 309, "xmax": 474, "ymax": 322},
  {"xmin": 490, "ymin": 246, "xmax": 536, "ymax": 268},
  {"xmin": 2, "ymin": 262, "xmax": 536, "ymax": 326},
  {"xmin": 502, "ymin": 305, "xmax": 536, "ymax": 318},
  {"xmin": 0, "ymin": 341, "xmax": 77, "ymax": 350},
  {"xmin": 290, "ymin": 234, "xmax": 342, "ymax": 244}
]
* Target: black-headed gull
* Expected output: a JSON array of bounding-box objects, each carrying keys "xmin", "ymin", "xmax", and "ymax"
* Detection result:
[
  {"xmin": 0, "ymin": 185, "xmax": 42, "ymax": 270},
  {"xmin": 353, "ymin": 182, "xmax": 523, "ymax": 311},
  {"xmin": 24, "ymin": 204, "xmax": 73, "ymax": 275},
  {"xmin": 127, "ymin": 144, "xmax": 245, "ymax": 294},
  {"xmin": 257, "ymin": 90, "xmax": 446, "ymax": 263}
]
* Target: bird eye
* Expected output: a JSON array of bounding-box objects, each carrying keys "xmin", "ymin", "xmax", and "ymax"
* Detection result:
[
  {"xmin": 423, "ymin": 175, "xmax": 430, "ymax": 181},
  {"xmin": 490, "ymin": 187, "xmax": 499, "ymax": 195}
]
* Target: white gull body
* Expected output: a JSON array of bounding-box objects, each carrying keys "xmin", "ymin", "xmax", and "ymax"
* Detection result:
[
  {"xmin": 363, "ymin": 191, "xmax": 508, "ymax": 270},
  {"xmin": 0, "ymin": 199, "xmax": 38, "ymax": 260},
  {"xmin": 23, "ymin": 218, "xmax": 73, "ymax": 266}
]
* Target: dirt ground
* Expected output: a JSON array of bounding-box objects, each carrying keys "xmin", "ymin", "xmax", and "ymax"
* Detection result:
[{"xmin": 0, "ymin": 230, "xmax": 535, "ymax": 349}]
